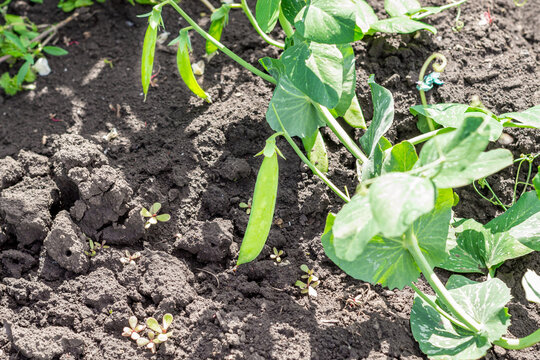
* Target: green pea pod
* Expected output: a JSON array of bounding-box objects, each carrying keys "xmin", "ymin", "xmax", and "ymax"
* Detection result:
[
  {"xmin": 206, "ymin": 5, "xmax": 230, "ymax": 55},
  {"xmin": 177, "ymin": 29, "xmax": 212, "ymax": 103},
  {"xmin": 237, "ymin": 137, "xmax": 281, "ymax": 266},
  {"xmin": 141, "ymin": 8, "xmax": 162, "ymax": 101}
]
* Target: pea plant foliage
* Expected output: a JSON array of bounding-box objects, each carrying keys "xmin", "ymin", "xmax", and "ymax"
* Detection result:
[{"xmin": 137, "ymin": 0, "xmax": 540, "ymax": 358}]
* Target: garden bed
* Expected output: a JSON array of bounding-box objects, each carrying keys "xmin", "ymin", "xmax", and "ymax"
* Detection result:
[{"xmin": 0, "ymin": 0, "xmax": 539, "ymax": 359}]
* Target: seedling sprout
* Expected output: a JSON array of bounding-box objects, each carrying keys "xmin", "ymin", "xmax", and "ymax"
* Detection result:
[
  {"xmin": 84, "ymin": 239, "xmax": 109, "ymax": 257},
  {"xmin": 140, "ymin": 203, "xmax": 170, "ymax": 229},
  {"xmin": 120, "ymin": 250, "xmax": 141, "ymax": 266},
  {"xmin": 270, "ymin": 247, "xmax": 283, "ymax": 264},
  {"xmin": 123, "ymin": 314, "xmax": 174, "ymax": 354},
  {"xmin": 295, "ymin": 264, "xmax": 320, "ymax": 298}
]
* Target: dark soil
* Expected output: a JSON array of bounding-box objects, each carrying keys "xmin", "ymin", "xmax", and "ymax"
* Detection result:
[{"xmin": 0, "ymin": 0, "xmax": 539, "ymax": 359}]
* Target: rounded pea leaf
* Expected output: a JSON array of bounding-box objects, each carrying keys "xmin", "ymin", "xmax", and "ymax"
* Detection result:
[
  {"xmin": 294, "ymin": 0, "xmax": 358, "ymax": 44},
  {"xmin": 281, "ymin": 41, "xmax": 344, "ymax": 108},
  {"xmin": 332, "ymin": 194, "xmax": 380, "ymax": 261},
  {"xmin": 369, "ymin": 173, "xmax": 435, "ymax": 238},
  {"xmin": 381, "ymin": 141, "xmax": 418, "ymax": 173},
  {"xmin": 325, "ymin": 189, "xmax": 452, "ymax": 289},
  {"xmin": 522, "ymin": 269, "xmax": 540, "ymax": 304},
  {"xmin": 265, "ymin": 77, "xmax": 326, "ymax": 138},
  {"xmin": 237, "ymin": 150, "xmax": 279, "ymax": 265},
  {"xmin": 256, "ymin": 0, "xmax": 281, "ymax": 33},
  {"xmin": 411, "ymin": 276, "xmax": 511, "ymax": 360},
  {"xmin": 369, "ymin": 16, "xmax": 437, "ymax": 35}
]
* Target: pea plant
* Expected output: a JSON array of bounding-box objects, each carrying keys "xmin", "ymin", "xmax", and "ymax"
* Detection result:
[
  {"xmin": 0, "ymin": 8, "xmax": 73, "ymax": 95},
  {"xmin": 136, "ymin": 0, "xmax": 540, "ymax": 357}
]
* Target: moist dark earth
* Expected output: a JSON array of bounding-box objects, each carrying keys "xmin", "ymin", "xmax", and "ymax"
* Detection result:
[{"xmin": 0, "ymin": 0, "xmax": 539, "ymax": 359}]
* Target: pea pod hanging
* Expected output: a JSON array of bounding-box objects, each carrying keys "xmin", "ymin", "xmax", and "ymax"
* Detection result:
[
  {"xmin": 237, "ymin": 135, "xmax": 283, "ymax": 266},
  {"xmin": 141, "ymin": 7, "xmax": 163, "ymax": 101},
  {"xmin": 170, "ymin": 29, "xmax": 212, "ymax": 103}
]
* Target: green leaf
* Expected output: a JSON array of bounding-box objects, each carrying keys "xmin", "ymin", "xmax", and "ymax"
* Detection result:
[
  {"xmin": 381, "ymin": 141, "xmax": 418, "ymax": 173},
  {"xmin": 485, "ymin": 191, "xmax": 540, "ymax": 235},
  {"xmin": 332, "ymin": 44, "xmax": 356, "ymax": 117},
  {"xmin": 256, "ymin": 0, "xmax": 281, "ymax": 33},
  {"xmin": 534, "ymin": 168, "xmax": 540, "ymax": 199},
  {"xmin": 162, "ymin": 313, "xmax": 173, "ymax": 330},
  {"xmin": 414, "ymin": 115, "xmax": 497, "ymax": 188},
  {"xmin": 302, "ymin": 129, "xmax": 329, "ymax": 173},
  {"xmin": 410, "ymin": 104, "xmax": 502, "ymax": 141},
  {"xmin": 360, "ymin": 137, "xmax": 392, "ymax": 181},
  {"xmin": 140, "ymin": 207, "xmax": 152, "ymax": 217},
  {"xmin": 440, "ymin": 219, "xmax": 533, "ymax": 274},
  {"xmin": 43, "ymin": 46, "xmax": 69, "ymax": 56},
  {"xmin": 281, "ymin": 0, "xmax": 304, "ymax": 24},
  {"xmin": 326, "ymin": 189, "xmax": 452, "ymax": 289},
  {"xmin": 409, "ymin": 0, "xmax": 467, "ymax": 19},
  {"xmin": 332, "ymin": 194, "xmax": 380, "ymax": 261},
  {"xmin": 384, "ymin": 0, "xmax": 421, "ymax": 17},
  {"xmin": 16, "ymin": 60, "xmax": 31, "ymax": 87},
  {"xmin": 499, "ymin": 105, "xmax": 540, "ymax": 129},
  {"xmin": 4, "ymin": 31, "xmax": 26, "ymax": 52},
  {"xmin": 146, "ymin": 317, "xmax": 162, "ymax": 333},
  {"xmin": 411, "ymin": 276, "xmax": 511, "ymax": 360},
  {"xmin": 156, "ymin": 214, "xmax": 170, "ymax": 222},
  {"xmin": 281, "ymin": 40, "xmax": 344, "ymax": 108},
  {"xmin": 359, "ymin": 75, "xmax": 394, "ymax": 157},
  {"xmin": 0, "ymin": 73, "xmax": 20, "ymax": 96},
  {"xmin": 522, "ymin": 269, "xmax": 540, "ymax": 304},
  {"xmin": 341, "ymin": 95, "xmax": 366, "ymax": 129},
  {"xmin": 353, "ymin": 0, "xmax": 378, "ymax": 35},
  {"xmin": 507, "ymin": 211, "xmax": 540, "ymax": 251},
  {"xmin": 369, "ymin": 173, "xmax": 435, "ymax": 237},
  {"xmin": 295, "ymin": 0, "xmax": 358, "ymax": 44},
  {"xmin": 237, "ymin": 149, "xmax": 279, "ymax": 265},
  {"xmin": 369, "ymin": 16, "xmax": 437, "ymax": 35},
  {"xmin": 149, "ymin": 203, "xmax": 161, "ymax": 214},
  {"xmin": 266, "ymin": 77, "xmax": 326, "ymax": 138}
]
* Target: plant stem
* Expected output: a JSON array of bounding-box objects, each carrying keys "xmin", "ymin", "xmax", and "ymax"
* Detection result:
[
  {"xmin": 494, "ymin": 328, "xmax": 540, "ymax": 349},
  {"xmin": 278, "ymin": 8, "xmax": 294, "ymax": 38},
  {"xmin": 408, "ymin": 128, "xmax": 454, "ymax": 145},
  {"xmin": 272, "ymin": 105, "xmax": 351, "ymax": 203},
  {"xmin": 240, "ymin": 0, "xmax": 285, "ymax": 49},
  {"xmin": 198, "ymin": 0, "xmax": 216, "ymax": 12},
  {"xmin": 412, "ymin": 0, "xmax": 467, "ymax": 20},
  {"xmin": 410, "ymin": 283, "xmax": 469, "ymax": 330},
  {"xmin": 318, "ymin": 105, "xmax": 369, "ymax": 164},
  {"xmin": 0, "ymin": 11, "xmax": 79, "ymax": 65},
  {"xmin": 417, "ymin": 53, "xmax": 447, "ymax": 133},
  {"xmin": 405, "ymin": 229, "xmax": 482, "ymax": 333},
  {"xmin": 166, "ymin": 0, "xmax": 276, "ymax": 85}
]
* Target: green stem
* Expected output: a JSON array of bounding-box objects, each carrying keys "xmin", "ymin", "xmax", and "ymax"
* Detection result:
[
  {"xmin": 406, "ymin": 229, "xmax": 482, "ymax": 333},
  {"xmin": 408, "ymin": 128, "xmax": 454, "ymax": 145},
  {"xmin": 485, "ymin": 181, "xmax": 508, "ymax": 211},
  {"xmin": 278, "ymin": 8, "xmax": 294, "ymax": 37},
  {"xmin": 166, "ymin": 0, "xmax": 276, "ymax": 85},
  {"xmin": 412, "ymin": 0, "xmax": 467, "ymax": 20},
  {"xmin": 410, "ymin": 283, "xmax": 469, "ymax": 330},
  {"xmin": 418, "ymin": 53, "xmax": 447, "ymax": 134},
  {"xmin": 240, "ymin": 0, "xmax": 285, "ymax": 49},
  {"xmin": 272, "ymin": 105, "xmax": 351, "ymax": 203},
  {"xmin": 317, "ymin": 105, "xmax": 369, "ymax": 164},
  {"xmin": 513, "ymin": 158, "xmax": 525, "ymax": 205},
  {"xmin": 494, "ymin": 329, "xmax": 540, "ymax": 350}
]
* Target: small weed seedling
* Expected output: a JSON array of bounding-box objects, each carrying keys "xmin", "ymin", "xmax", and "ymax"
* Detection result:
[
  {"xmin": 122, "ymin": 316, "xmax": 146, "ymax": 341},
  {"xmin": 123, "ymin": 314, "xmax": 173, "ymax": 354},
  {"xmin": 295, "ymin": 264, "xmax": 320, "ymax": 298},
  {"xmin": 238, "ymin": 199, "xmax": 252, "ymax": 214},
  {"xmin": 137, "ymin": 314, "xmax": 174, "ymax": 353},
  {"xmin": 120, "ymin": 250, "xmax": 141, "ymax": 265},
  {"xmin": 84, "ymin": 239, "xmax": 109, "ymax": 257},
  {"xmin": 270, "ymin": 247, "xmax": 283, "ymax": 264},
  {"xmin": 140, "ymin": 202, "xmax": 170, "ymax": 229}
]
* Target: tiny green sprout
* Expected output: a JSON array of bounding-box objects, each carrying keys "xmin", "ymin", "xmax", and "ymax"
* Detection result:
[
  {"xmin": 120, "ymin": 250, "xmax": 141, "ymax": 265},
  {"xmin": 122, "ymin": 316, "xmax": 146, "ymax": 341},
  {"xmin": 137, "ymin": 314, "xmax": 174, "ymax": 353},
  {"xmin": 84, "ymin": 239, "xmax": 109, "ymax": 257},
  {"xmin": 109, "ymin": 309, "xmax": 113, "ymax": 315},
  {"xmin": 238, "ymin": 199, "xmax": 252, "ymax": 214},
  {"xmin": 295, "ymin": 264, "xmax": 320, "ymax": 297},
  {"xmin": 140, "ymin": 203, "xmax": 171, "ymax": 229},
  {"xmin": 103, "ymin": 58, "xmax": 114, "ymax": 68},
  {"xmin": 270, "ymin": 247, "xmax": 284, "ymax": 263}
]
